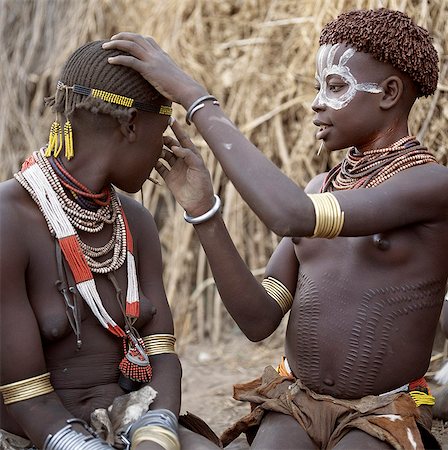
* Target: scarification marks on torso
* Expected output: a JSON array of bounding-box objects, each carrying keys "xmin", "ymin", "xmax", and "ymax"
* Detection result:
[
  {"xmin": 337, "ymin": 279, "xmax": 444, "ymax": 397},
  {"xmin": 293, "ymin": 271, "xmax": 321, "ymax": 386}
]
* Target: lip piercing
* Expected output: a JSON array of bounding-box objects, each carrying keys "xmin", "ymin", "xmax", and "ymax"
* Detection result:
[{"xmin": 317, "ymin": 141, "xmax": 324, "ymax": 156}]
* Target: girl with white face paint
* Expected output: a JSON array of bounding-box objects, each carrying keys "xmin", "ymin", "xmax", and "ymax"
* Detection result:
[{"xmin": 103, "ymin": 8, "xmax": 445, "ymax": 450}]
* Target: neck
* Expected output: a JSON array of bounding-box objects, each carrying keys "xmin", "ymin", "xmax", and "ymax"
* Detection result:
[{"xmin": 356, "ymin": 124, "xmax": 410, "ymax": 153}]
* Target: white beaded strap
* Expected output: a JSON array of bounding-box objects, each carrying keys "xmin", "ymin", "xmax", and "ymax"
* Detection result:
[
  {"xmin": 185, "ymin": 95, "xmax": 219, "ymax": 125},
  {"xmin": 183, "ymin": 194, "xmax": 221, "ymax": 225}
]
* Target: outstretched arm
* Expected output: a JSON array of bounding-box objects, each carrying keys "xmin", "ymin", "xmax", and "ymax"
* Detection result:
[
  {"xmin": 102, "ymin": 34, "xmax": 315, "ymax": 237},
  {"xmin": 154, "ymin": 122, "xmax": 299, "ymax": 341},
  {"xmin": 104, "ymin": 33, "xmax": 448, "ymax": 239}
]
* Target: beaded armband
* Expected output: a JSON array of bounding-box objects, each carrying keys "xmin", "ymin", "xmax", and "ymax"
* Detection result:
[
  {"xmin": 142, "ymin": 334, "xmax": 176, "ymax": 356},
  {"xmin": 0, "ymin": 372, "xmax": 54, "ymax": 405},
  {"xmin": 261, "ymin": 277, "xmax": 294, "ymax": 316},
  {"xmin": 307, "ymin": 193, "xmax": 344, "ymax": 239}
]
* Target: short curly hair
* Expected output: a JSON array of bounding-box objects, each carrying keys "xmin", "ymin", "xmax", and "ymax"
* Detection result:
[{"xmin": 319, "ymin": 8, "xmax": 439, "ymax": 97}]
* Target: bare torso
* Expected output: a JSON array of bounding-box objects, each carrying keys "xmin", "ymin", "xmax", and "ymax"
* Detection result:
[
  {"xmin": 0, "ymin": 179, "xmax": 157, "ymax": 435},
  {"xmin": 286, "ymin": 217, "xmax": 447, "ymax": 398}
]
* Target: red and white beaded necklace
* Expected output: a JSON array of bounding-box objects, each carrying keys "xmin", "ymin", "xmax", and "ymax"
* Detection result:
[
  {"xmin": 321, "ymin": 136, "xmax": 437, "ymax": 192},
  {"xmin": 15, "ymin": 149, "xmax": 151, "ymax": 383}
]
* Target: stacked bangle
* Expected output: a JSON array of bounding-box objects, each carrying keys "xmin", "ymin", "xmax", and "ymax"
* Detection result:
[
  {"xmin": 44, "ymin": 419, "xmax": 113, "ymax": 449},
  {"xmin": 307, "ymin": 193, "xmax": 344, "ymax": 239},
  {"xmin": 183, "ymin": 194, "xmax": 221, "ymax": 225},
  {"xmin": 0, "ymin": 372, "xmax": 54, "ymax": 405},
  {"xmin": 185, "ymin": 95, "xmax": 220, "ymax": 125},
  {"xmin": 124, "ymin": 409, "xmax": 180, "ymax": 450}
]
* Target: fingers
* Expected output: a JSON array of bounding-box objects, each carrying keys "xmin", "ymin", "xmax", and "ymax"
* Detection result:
[
  {"xmin": 110, "ymin": 32, "xmax": 161, "ymax": 50},
  {"xmin": 170, "ymin": 120, "xmax": 201, "ymax": 156}
]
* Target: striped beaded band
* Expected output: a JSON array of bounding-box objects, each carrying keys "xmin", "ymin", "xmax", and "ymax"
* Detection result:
[
  {"xmin": 261, "ymin": 277, "xmax": 294, "ymax": 315},
  {"xmin": 307, "ymin": 192, "xmax": 344, "ymax": 239},
  {"xmin": 0, "ymin": 372, "xmax": 54, "ymax": 405},
  {"xmin": 68, "ymin": 83, "xmax": 172, "ymax": 115},
  {"xmin": 142, "ymin": 334, "xmax": 176, "ymax": 356}
]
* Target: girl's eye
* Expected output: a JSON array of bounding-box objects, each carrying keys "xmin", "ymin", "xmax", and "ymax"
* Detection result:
[
  {"xmin": 314, "ymin": 85, "xmax": 321, "ymax": 92},
  {"xmin": 328, "ymin": 84, "xmax": 345, "ymax": 92}
]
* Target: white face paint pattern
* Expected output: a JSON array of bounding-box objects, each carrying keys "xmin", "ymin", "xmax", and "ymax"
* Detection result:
[{"xmin": 315, "ymin": 44, "xmax": 383, "ymax": 110}]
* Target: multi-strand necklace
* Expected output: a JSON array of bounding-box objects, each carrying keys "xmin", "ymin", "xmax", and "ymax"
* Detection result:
[
  {"xmin": 321, "ymin": 136, "xmax": 437, "ymax": 192},
  {"xmin": 14, "ymin": 149, "xmax": 152, "ymax": 384}
]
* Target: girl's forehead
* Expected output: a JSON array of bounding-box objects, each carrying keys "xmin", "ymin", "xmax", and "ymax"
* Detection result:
[
  {"xmin": 317, "ymin": 44, "xmax": 353, "ymax": 70},
  {"xmin": 315, "ymin": 44, "xmax": 376, "ymax": 77}
]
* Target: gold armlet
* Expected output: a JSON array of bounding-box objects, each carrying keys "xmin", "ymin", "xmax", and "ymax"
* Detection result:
[
  {"xmin": 0, "ymin": 372, "xmax": 54, "ymax": 405},
  {"xmin": 131, "ymin": 425, "xmax": 180, "ymax": 450},
  {"xmin": 307, "ymin": 193, "xmax": 344, "ymax": 239},
  {"xmin": 142, "ymin": 334, "xmax": 176, "ymax": 356},
  {"xmin": 261, "ymin": 277, "xmax": 293, "ymax": 316}
]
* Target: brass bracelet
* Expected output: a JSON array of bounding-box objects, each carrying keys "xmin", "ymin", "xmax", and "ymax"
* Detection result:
[
  {"xmin": 307, "ymin": 193, "xmax": 344, "ymax": 239},
  {"xmin": 142, "ymin": 334, "xmax": 176, "ymax": 356},
  {"xmin": 131, "ymin": 425, "xmax": 180, "ymax": 450},
  {"xmin": 261, "ymin": 277, "xmax": 294, "ymax": 315},
  {"xmin": 0, "ymin": 372, "xmax": 54, "ymax": 405}
]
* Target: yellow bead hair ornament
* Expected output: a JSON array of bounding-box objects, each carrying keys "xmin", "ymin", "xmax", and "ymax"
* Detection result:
[
  {"xmin": 64, "ymin": 120, "xmax": 74, "ymax": 160},
  {"xmin": 73, "ymin": 84, "xmax": 172, "ymax": 116},
  {"xmin": 45, "ymin": 121, "xmax": 63, "ymax": 158}
]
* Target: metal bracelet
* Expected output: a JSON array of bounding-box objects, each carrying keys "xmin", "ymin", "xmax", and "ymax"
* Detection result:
[
  {"xmin": 183, "ymin": 194, "xmax": 221, "ymax": 225},
  {"xmin": 43, "ymin": 419, "xmax": 113, "ymax": 449},
  {"xmin": 185, "ymin": 95, "xmax": 219, "ymax": 125}
]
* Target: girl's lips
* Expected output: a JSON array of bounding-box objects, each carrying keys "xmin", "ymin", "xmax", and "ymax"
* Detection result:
[{"xmin": 316, "ymin": 124, "xmax": 332, "ymax": 140}]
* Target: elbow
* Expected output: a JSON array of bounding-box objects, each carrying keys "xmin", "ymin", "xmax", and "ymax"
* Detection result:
[
  {"xmin": 262, "ymin": 204, "xmax": 311, "ymax": 237},
  {"xmin": 239, "ymin": 321, "xmax": 279, "ymax": 343}
]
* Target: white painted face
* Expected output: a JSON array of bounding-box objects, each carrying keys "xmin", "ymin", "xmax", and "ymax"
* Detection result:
[{"xmin": 314, "ymin": 44, "xmax": 383, "ymax": 110}]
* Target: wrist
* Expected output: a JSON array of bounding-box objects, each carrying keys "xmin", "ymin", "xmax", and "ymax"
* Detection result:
[
  {"xmin": 184, "ymin": 195, "xmax": 221, "ymax": 225},
  {"xmin": 180, "ymin": 87, "xmax": 210, "ymax": 110}
]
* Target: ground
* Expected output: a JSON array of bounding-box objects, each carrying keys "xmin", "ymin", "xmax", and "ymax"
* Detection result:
[{"xmin": 179, "ymin": 330, "xmax": 448, "ymax": 449}]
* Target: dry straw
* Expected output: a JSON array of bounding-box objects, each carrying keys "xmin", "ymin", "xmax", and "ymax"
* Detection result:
[{"xmin": 1, "ymin": 0, "xmax": 446, "ymax": 345}]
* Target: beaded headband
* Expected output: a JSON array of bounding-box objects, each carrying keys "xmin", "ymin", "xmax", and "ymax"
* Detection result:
[
  {"xmin": 67, "ymin": 82, "xmax": 173, "ymax": 116},
  {"xmin": 45, "ymin": 82, "xmax": 172, "ymax": 160}
]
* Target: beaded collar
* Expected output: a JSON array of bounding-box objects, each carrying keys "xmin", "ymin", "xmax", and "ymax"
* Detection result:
[
  {"xmin": 321, "ymin": 136, "xmax": 437, "ymax": 192},
  {"xmin": 14, "ymin": 149, "xmax": 152, "ymax": 383}
]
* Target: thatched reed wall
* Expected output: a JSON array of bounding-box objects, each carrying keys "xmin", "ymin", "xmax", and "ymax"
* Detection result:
[{"xmin": 1, "ymin": 0, "xmax": 447, "ymax": 345}]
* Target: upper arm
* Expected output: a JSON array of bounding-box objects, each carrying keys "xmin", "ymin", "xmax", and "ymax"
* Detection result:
[
  {"xmin": 332, "ymin": 164, "xmax": 448, "ymax": 236},
  {"xmin": 265, "ymin": 237, "xmax": 299, "ymax": 297},
  {"xmin": 0, "ymin": 193, "xmax": 47, "ymax": 384},
  {"xmin": 0, "ymin": 186, "xmax": 72, "ymax": 444}
]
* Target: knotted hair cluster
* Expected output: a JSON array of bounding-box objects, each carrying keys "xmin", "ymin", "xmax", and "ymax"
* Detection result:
[
  {"xmin": 45, "ymin": 40, "xmax": 162, "ymax": 121},
  {"xmin": 319, "ymin": 8, "xmax": 439, "ymax": 97}
]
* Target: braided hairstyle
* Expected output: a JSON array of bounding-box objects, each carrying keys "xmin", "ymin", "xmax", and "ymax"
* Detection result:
[
  {"xmin": 319, "ymin": 8, "xmax": 439, "ymax": 97},
  {"xmin": 46, "ymin": 40, "xmax": 162, "ymax": 121}
]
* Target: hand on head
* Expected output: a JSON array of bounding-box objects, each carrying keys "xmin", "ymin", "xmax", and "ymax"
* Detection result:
[
  {"xmin": 156, "ymin": 119, "xmax": 215, "ymax": 217},
  {"xmin": 102, "ymin": 33, "xmax": 207, "ymax": 107}
]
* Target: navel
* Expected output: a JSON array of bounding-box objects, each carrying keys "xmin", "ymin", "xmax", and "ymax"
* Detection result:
[{"xmin": 372, "ymin": 233, "xmax": 390, "ymax": 250}]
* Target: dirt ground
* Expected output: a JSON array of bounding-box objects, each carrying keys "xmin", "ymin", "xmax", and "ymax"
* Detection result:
[{"xmin": 179, "ymin": 331, "xmax": 448, "ymax": 449}]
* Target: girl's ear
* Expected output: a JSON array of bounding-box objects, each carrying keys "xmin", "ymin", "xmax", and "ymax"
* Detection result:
[
  {"xmin": 379, "ymin": 75, "xmax": 404, "ymax": 110},
  {"xmin": 119, "ymin": 110, "xmax": 137, "ymax": 143}
]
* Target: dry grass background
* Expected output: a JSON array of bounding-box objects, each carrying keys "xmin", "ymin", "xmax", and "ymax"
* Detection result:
[{"xmin": 1, "ymin": 0, "xmax": 447, "ymax": 346}]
